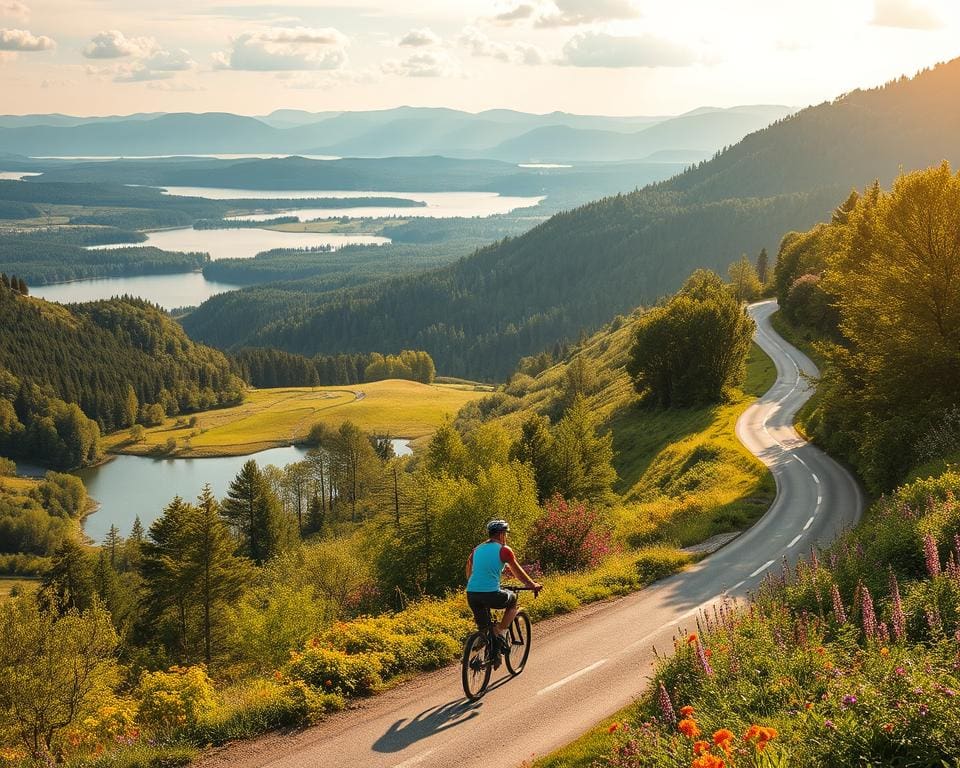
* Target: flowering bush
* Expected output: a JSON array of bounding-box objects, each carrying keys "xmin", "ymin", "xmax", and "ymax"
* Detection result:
[
  {"xmin": 287, "ymin": 645, "xmax": 383, "ymax": 697},
  {"xmin": 136, "ymin": 666, "xmax": 216, "ymax": 737},
  {"xmin": 526, "ymin": 495, "xmax": 613, "ymax": 573}
]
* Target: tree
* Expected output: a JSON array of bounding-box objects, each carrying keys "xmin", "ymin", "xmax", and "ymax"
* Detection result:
[
  {"xmin": 551, "ymin": 395, "xmax": 617, "ymax": 503},
  {"xmin": 423, "ymin": 421, "xmax": 468, "ymax": 478},
  {"xmin": 727, "ymin": 254, "xmax": 762, "ymax": 303},
  {"xmin": 627, "ymin": 272, "xmax": 754, "ymax": 407},
  {"xmin": 510, "ymin": 414, "xmax": 557, "ymax": 502},
  {"xmin": 188, "ymin": 485, "xmax": 248, "ymax": 664},
  {"xmin": 333, "ymin": 421, "xmax": 383, "ymax": 521},
  {"xmin": 103, "ymin": 524, "xmax": 122, "ymax": 567},
  {"xmin": 0, "ymin": 598, "xmax": 118, "ymax": 756},
  {"xmin": 39, "ymin": 539, "xmax": 95, "ymax": 614},
  {"xmin": 756, "ymin": 247, "xmax": 769, "ymax": 286},
  {"xmin": 220, "ymin": 460, "xmax": 287, "ymax": 564}
]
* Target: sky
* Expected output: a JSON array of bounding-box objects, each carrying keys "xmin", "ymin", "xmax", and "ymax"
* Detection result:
[{"xmin": 1, "ymin": 0, "xmax": 959, "ymax": 117}]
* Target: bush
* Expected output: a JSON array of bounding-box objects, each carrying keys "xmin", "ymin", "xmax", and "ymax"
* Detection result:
[
  {"xmin": 136, "ymin": 666, "xmax": 216, "ymax": 737},
  {"xmin": 526, "ymin": 496, "xmax": 613, "ymax": 573},
  {"xmin": 287, "ymin": 646, "xmax": 383, "ymax": 697}
]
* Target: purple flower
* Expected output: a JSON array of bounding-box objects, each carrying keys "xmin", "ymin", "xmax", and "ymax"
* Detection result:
[
  {"xmin": 831, "ymin": 583, "xmax": 847, "ymax": 625},
  {"xmin": 889, "ymin": 571, "xmax": 906, "ymax": 643},
  {"xmin": 924, "ymin": 533, "xmax": 941, "ymax": 578},
  {"xmin": 695, "ymin": 638, "xmax": 714, "ymax": 677},
  {"xmin": 824, "ymin": 719, "xmax": 836, "ymax": 730},
  {"xmin": 919, "ymin": 704, "xmax": 930, "ymax": 716},
  {"xmin": 842, "ymin": 694, "xmax": 857, "ymax": 707},
  {"xmin": 859, "ymin": 582, "xmax": 877, "ymax": 640},
  {"xmin": 895, "ymin": 666, "xmax": 906, "ymax": 676},
  {"xmin": 656, "ymin": 681, "xmax": 676, "ymax": 725}
]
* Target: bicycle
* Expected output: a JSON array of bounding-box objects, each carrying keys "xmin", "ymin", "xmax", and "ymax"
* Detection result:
[{"xmin": 461, "ymin": 585, "xmax": 538, "ymax": 701}]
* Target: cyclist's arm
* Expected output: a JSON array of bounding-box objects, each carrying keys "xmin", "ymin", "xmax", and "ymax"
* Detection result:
[{"xmin": 500, "ymin": 546, "xmax": 541, "ymax": 590}]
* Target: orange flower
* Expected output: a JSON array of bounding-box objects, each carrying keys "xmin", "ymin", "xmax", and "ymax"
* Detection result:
[
  {"xmin": 880, "ymin": 647, "xmax": 890, "ymax": 657},
  {"xmin": 678, "ymin": 718, "xmax": 701, "ymax": 738},
  {"xmin": 680, "ymin": 705, "xmax": 696, "ymax": 717},
  {"xmin": 691, "ymin": 754, "xmax": 726, "ymax": 768},
  {"xmin": 608, "ymin": 722, "xmax": 620, "ymax": 734},
  {"xmin": 687, "ymin": 633, "xmax": 699, "ymax": 645},
  {"xmin": 693, "ymin": 740, "xmax": 711, "ymax": 756},
  {"xmin": 712, "ymin": 728, "xmax": 735, "ymax": 753},
  {"xmin": 882, "ymin": 722, "xmax": 894, "ymax": 733}
]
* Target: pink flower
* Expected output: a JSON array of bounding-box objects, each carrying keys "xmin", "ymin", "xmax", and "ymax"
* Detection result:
[{"xmin": 924, "ymin": 533, "xmax": 941, "ymax": 578}]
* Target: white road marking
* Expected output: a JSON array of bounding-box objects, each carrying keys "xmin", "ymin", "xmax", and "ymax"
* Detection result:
[
  {"xmin": 804, "ymin": 516, "xmax": 814, "ymax": 530},
  {"xmin": 537, "ymin": 659, "xmax": 608, "ymax": 696},
  {"xmin": 787, "ymin": 534, "xmax": 802, "ymax": 548},
  {"xmin": 813, "ymin": 474, "xmax": 821, "ymax": 485},
  {"xmin": 817, "ymin": 494, "xmax": 823, "ymax": 506},
  {"xmin": 392, "ymin": 748, "xmax": 437, "ymax": 768},
  {"xmin": 730, "ymin": 580, "xmax": 746, "ymax": 591},
  {"xmin": 749, "ymin": 560, "xmax": 775, "ymax": 578}
]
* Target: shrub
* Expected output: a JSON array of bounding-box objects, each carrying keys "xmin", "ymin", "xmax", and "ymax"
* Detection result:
[
  {"xmin": 526, "ymin": 496, "xmax": 613, "ymax": 573},
  {"xmin": 136, "ymin": 666, "xmax": 216, "ymax": 736},
  {"xmin": 287, "ymin": 646, "xmax": 383, "ymax": 697}
]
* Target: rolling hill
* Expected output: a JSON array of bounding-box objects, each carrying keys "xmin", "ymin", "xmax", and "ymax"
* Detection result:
[{"xmin": 181, "ymin": 58, "xmax": 960, "ymax": 381}]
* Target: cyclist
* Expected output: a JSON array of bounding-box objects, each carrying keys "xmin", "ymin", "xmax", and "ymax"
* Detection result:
[{"xmin": 465, "ymin": 519, "xmax": 541, "ymax": 663}]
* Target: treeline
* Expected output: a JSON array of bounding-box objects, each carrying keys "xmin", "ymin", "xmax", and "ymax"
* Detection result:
[
  {"xmin": 231, "ymin": 347, "xmax": 436, "ymax": 387},
  {"xmin": 200, "ymin": 242, "xmax": 477, "ymax": 286},
  {"xmin": 1, "ymin": 273, "xmax": 28, "ymax": 295},
  {"xmin": 194, "ymin": 217, "xmax": 299, "ymax": 229},
  {"xmin": 0, "ymin": 240, "xmax": 208, "ymax": 285},
  {"xmin": 774, "ymin": 162, "xmax": 960, "ymax": 491},
  {"xmin": 0, "ymin": 292, "xmax": 243, "ymax": 465},
  {"xmin": 0, "ymin": 470, "xmax": 87, "ymax": 570}
]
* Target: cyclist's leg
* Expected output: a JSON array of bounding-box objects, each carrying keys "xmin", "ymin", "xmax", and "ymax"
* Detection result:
[{"xmin": 494, "ymin": 590, "xmax": 518, "ymax": 634}]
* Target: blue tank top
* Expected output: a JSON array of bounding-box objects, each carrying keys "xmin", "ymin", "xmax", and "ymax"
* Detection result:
[{"xmin": 467, "ymin": 541, "xmax": 504, "ymax": 592}]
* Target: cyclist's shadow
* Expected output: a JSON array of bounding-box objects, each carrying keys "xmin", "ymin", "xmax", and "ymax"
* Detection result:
[{"xmin": 372, "ymin": 688, "xmax": 505, "ymax": 753}]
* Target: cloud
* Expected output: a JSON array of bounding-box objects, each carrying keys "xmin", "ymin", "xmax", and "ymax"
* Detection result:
[
  {"xmin": 113, "ymin": 64, "xmax": 175, "ymax": 83},
  {"xmin": 492, "ymin": 3, "xmax": 535, "ymax": 24},
  {"xmin": 458, "ymin": 26, "xmax": 544, "ymax": 65},
  {"xmin": 213, "ymin": 26, "xmax": 348, "ymax": 70},
  {"xmin": 561, "ymin": 31, "xmax": 696, "ymax": 67},
  {"xmin": 147, "ymin": 80, "xmax": 205, "ymax": 92},
  {"xmin": 871, "ymin": 0, "xmax": 944, "ymax": 29},
  {"xmin": 399, "ymin": 27, "xmax": 440, "ymax": 47},
  {"xmin": 381, "ymin": 51, "xmax": 459, "ymax": 78},
  {"xmin": 144, "ymin": 48, "xmax": 195, "ymax": 71},
  {"xmin": 0, "ymin": 1, "xmax": 29, "ymax": 20},
  {"xmin": 83, "ymin": 30, "xmax": 156, "ymax": 59},
  {"xmin": 0, "ymin": 27, "xmax": 53, "ymax": 51}
]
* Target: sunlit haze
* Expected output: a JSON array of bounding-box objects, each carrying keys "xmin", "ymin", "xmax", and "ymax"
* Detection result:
[{"xmin": 2, "ymin": 0, "xmax": 959, "ymax": 115}]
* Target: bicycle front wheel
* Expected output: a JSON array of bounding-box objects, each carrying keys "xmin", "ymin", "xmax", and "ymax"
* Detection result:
[
  {"xmin": 505, "ymin": 610, "xmax": 531, "ymax": 675},
  {"xmin": 461, "ymin": 631, "xmax": 492, "ymax": 700}
]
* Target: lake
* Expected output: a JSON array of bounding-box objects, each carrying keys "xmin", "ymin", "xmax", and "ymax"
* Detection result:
[
  {"xmin": 32, "ymin": 272, "xmax": 241, "ymax": 311},
  {"xmin": 0, "ymin": 171, "xmax": 41, "ymax": 180},
  {"xmin": 162, "ymin": 186, "xmax": 545, "ymax": 219},
  {"xmin": 76, "ymin": 439, "xmax": 411, "ymax": 541},
  {"xmin": 91, "ymin": 228, "xmax": 391, "ymax": 261}
]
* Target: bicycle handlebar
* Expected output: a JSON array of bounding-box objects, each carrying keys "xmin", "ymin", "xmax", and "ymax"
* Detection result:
[{"xmin": 503, "ymin": 584, "xmax": 541, "ymax": 592}]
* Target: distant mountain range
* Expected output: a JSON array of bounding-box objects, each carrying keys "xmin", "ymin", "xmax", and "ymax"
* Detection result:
[
  {"xmin": 181, "ymin": 57, "xmax": 960, "ymax": 380},
  {"xmin": 0, "ymin": 105, "xmax": 792, "ymax": 163}
]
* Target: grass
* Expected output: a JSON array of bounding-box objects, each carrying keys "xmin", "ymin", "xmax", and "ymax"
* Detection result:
[
  {"xmin": 0, "ymin": 576, "xmax": 39, "ymax": 599},
  {"xmin": 103, "ymin": 380, "xmax": 488, "ymax": 457}
]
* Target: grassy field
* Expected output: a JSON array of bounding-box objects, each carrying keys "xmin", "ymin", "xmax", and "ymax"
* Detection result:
[
  {"xmin": 104, "ymin": 379, "xmax": 491, "ymax": 457},
  {"xmin": 0, "ymin": 576, "xmax": 39, "ymax": 600}
]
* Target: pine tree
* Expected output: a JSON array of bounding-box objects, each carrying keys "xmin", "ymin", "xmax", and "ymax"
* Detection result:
[
  {"xmin": 103, "ymin": 524, "xmax": 122, "ymax": 567},
  {"xmin": 16, "ymin": 277, "xmax": 27, "ymax": 296},
  {"xmin": 40, "ymin": 539, "xmax": 95, "ymax": 613},
  {"xmin": 756, "ymin": 247, "xmax": 769, "ymax": 286},
  {"xmin": 189, "ymin": 485, "xmax": 248, "ymax": 664},
  {"xmin": 220, "ymin": 460, "xmax": 286, "ymax": 564}
]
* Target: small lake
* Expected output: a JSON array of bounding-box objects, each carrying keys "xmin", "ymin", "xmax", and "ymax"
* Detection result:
[
  {"xmin": 32, "ymin": 272, "xmax": 241, "ymax": 311},
  {"xmin": 161, "ymin": 186, "xmax": 544, "ymax": 219},
  {"xmin": 91, "ymin": 228, "xmax": 391, "ymax": 261},
  {"xmin": 76, "ymin": 439, "xmax": 411, "ymax": 541}
]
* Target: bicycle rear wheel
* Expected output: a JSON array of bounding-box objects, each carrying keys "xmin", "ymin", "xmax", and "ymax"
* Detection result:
[
  {"xmin": 505, "ymin": 610, "xmax": 531, "ymax": 675},
  {"xmin": 461, "ymin": 631, "xmax": 492, "ymax": 700}
]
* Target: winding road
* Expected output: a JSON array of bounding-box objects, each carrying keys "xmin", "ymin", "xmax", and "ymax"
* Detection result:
[{"xmin": 197, "ymin": 300, "xmax": 864, "ymax": 768}]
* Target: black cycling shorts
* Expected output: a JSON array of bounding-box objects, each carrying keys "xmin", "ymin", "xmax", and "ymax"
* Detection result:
[{"xmin": 467, "ymin": 589, "xmax": 517, "ymax": 630}]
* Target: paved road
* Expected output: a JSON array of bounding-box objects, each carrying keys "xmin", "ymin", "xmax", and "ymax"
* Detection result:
[{"xmin": 198, "ymin": 299, "xmax": 864, "ymax": 768}]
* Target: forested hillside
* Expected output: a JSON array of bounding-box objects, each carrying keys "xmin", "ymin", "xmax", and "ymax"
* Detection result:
[
  {"xmin": 183, "ymin": 58, "xmax": 960, "ymax": 380},
  {"xmin": 0, "ymin": 288, "xmax": 242, "ymax": 467}
]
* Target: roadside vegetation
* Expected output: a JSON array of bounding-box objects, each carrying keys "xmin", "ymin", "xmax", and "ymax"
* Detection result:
[{"xmin": 538, "ymin": 162, "xmax": 960, "ymax": 768}]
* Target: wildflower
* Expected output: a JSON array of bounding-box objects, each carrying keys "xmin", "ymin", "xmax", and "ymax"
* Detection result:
[
  {"xmin": 657, "ymin": 682, "xmax": 677, "ymax": 724},
  {"xmin": 831, "ymin": 583, "xmax": 847, "ymax": 625},
  {"xmin": 678, "ymin": 718, "xmax": 701, "ymax": 738},
  {"xmin": 324, "ymin": 679, "xmax": 333, "ymax": 687},
  {"xmin": 607, "ymin": 722, "xmax": 620, "ymax": 733},
  {"xmin": 859, "ymin": 582, "xmax": 877, "ymax": 640},
  {"xmin": 882, "ymin": 722, "xmax": 894, "ymax": 733},
  {"xmin": 924, "ymin": 533, "xmax": 941, "ymax": 578},
  {"xmin": 692, "ymin": 755, "xmax": 726, "ymax": 768},
  {"xmin": 895, "ymin": 666, "xmax": 906, "ymax": 676},
  {"xmin": 824, "ymin": 719, "xmax": 836, "ymax": 730},
  {"xmin": 919, "ymin": 704, "xmax": 930, "ymax": 716},
  {"xmin": 887, "ymin": 571, "xmax": 906, "ymax": 642},
  {"xmin": 693, "ymin": 740, "xmax": 711, "ymax": 756},
  {"xmin": 842, "ymin": 694, "xmax": 857, "ymax": 707},
  {"xmin": 679, "ymin": 705, "xmax": 695, "ymax": 717},
  {"xmin": 880, "ymin": 647, "xmax": 889, "ymax": 657},
  {"xmin": 712, "ymin": 729, "xmax": 735, "ymax": 754},
  {"xmin": 687, "ymin": 633, "xmax": 699, "ymax": 645},
  {"xmin": 695, "ymin": 639, "xmax": 714, "ymax": 676}
]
